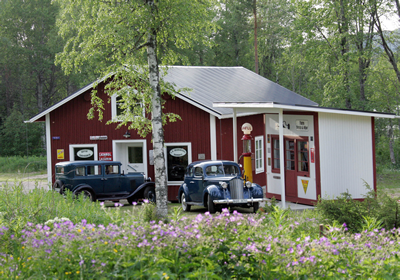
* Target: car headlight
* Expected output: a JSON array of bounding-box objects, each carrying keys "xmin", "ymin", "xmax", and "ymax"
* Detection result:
[
  {"xmin": 246, "ymin": 181, "xmax": 252, "ymax": 188},
  {"xmin": 220, "ymin": 182, "xmax": 228, "ymax": 189}
]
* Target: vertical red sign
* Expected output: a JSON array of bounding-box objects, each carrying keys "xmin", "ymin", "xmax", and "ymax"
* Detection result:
[{"xmin": 310, "ymin": 148, "xmax": 315, "ymax": 163}]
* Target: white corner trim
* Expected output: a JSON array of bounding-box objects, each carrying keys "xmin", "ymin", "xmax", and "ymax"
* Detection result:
[
  {"xmin": 210, "ymin": 114, "xmax": 217, "ymax": 160},
  {"xmin": 45, "ymin": 114, "xmax": 52, "ymax": 189}
]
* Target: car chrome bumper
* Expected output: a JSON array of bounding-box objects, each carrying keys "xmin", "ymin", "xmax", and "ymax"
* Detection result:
[{"xmin": 213, "ymin": 198, "xmax": 267, "ymax": 204}]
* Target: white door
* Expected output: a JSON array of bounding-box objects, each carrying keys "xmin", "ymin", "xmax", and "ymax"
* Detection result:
[{"xmin": 113, "ymin": 141, "xmax": 146, "ymax": 175}]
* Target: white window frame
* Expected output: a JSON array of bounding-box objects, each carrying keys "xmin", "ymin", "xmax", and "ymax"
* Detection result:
[
  {"xmin": 164, "ymin": 142, "xmax": 192, "ymax": 185},
  {"xmin": 254, "ymin": 136, "xmax": 264, "ymax": 174},
  {"xmin": 111, "ymin": 87, "xmax": 144, "ymax": 121},
  {"xmin": 69, "ymin": 144, "xmax": 98, "ymax": 161}
]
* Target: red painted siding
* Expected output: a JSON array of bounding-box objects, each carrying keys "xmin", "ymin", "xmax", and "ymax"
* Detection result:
[
  {"xmin": 215, "ymin": 114, "xmax": 267, "ymax": 187},
  {"xmin": 49, "ymin": 82, "xmax": 211, "ymax": 201}
]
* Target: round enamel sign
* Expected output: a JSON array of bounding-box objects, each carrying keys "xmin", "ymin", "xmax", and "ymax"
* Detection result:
[
  {"xmin": 170, "ymin": 148, "xmax": 187, "ymax": 157},
  {"xmin": 77, "ymin": 149, "xmax": 94, "ymax": 158}
]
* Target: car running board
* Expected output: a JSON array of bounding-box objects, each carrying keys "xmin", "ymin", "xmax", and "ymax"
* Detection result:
[{"xmin": 186, "ymin": 202, "xmax": 204, "ymax": 206}]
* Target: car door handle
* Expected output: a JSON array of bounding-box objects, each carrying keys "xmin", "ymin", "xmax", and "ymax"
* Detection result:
[
  {"xmin": 101, "ymin": 178, "xmax": 107, "ymax": 181},
  {"xmin": 190, "ymin": 181, "xmax": 194, "ymax": 183}
]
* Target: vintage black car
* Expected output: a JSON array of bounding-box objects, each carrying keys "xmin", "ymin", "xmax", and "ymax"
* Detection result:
[
  {"xmin": 53, "ymin": 161, "xmax": 155, "ymax": 203},
  {"xmin": 177, "ymin": 160, "xmax": 265, "ymax": 213}
]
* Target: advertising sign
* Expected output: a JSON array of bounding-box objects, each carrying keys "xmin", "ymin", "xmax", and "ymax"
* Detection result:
[
  {"xmin": 99, "ymin": 152, "xmax": 112, "ymax": 161},
  {"xmin": 57, "ymin": 149, "xmax": 64, "ymax": 160}
]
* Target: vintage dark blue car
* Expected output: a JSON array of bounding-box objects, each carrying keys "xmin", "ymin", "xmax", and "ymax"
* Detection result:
[
  {"xmin": 53, "ymin": 161, "xmax": 155, "ymax": 203},
  {"xmin": 177, "ymin": 160, "xmax": 265, "ymax": 213}
]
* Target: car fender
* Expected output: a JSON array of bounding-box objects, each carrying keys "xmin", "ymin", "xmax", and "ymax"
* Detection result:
[
  {"xmin": 126, "ymin": 181, "xmax": 155, "ymax": 199},
  {"xmin": 177, "ymin": 183, "xmax": 191, "ymax": 203},
  {"xmin": 250, "ymin": 183, "xmax": 264, "ymax": 198},
  {"xmin": 203, "ymin": 184, "xmax": 221, "ymax": 204},
  {"xmin": 73, "ymin": 184, "xmax": 97, "ymax": 200}
]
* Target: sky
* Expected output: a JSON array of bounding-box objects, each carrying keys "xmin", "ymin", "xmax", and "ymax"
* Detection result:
[{"xmin": 381, "ymin": 12, "xmax": 400, "ymax": 31}]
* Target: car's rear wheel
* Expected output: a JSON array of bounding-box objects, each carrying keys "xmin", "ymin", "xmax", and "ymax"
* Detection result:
[
  {"xmin": 207, "ymin": 194, "xmax": 216, "ymax": 214},
  {"xmin": 181, "ymin": 192, "xmax": 191, "ymax": 212},
  {"xmin": 143, "ymin": 186, "xmax": 156, "ymax": 203},
  {"xmin": 53, "ymin": 180, "xmax": 64, "ymax": 194},
  {"xmin": 253, "ymin": 202, "xmax": 259, "ymax": 213},
  {"xmin": 76, "ymin": 189, "xmax": 94, "ymax": 202}
]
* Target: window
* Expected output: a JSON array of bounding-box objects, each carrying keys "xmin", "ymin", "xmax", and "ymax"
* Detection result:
[
  {"xmin": 128, "ymin": 146, "xmax": 143, "ymax": 164},
  {"xmin": 270, "ymin": 135, "xmax": 309, "ymax": 176},
  {"xmin": 56, "ymin": 166, "xmax": 64, "ymax": 174},
  {"xmin": 75, "ymin": 167, "xmax": 85, "ymax": 176},
  {"xmin": 111, "ymin": 87, "xmax": 144, "ymax": 121},
  {"xmin": 105, "ymin": 164, "xmax": 119, "ymax": 175},
  {"xmin": 69, "ymin": 144, "xmax": 98, "ymax": 161},
  {"xmin": 271, "ymin": 136, "xmax": 280, "ymax": 172},
  {"xmin": 297, "ymin": 141, "xmax": 309, "ymax": 172},
  {"xmin": 254, "ymin": 136, "xmax": 264, "ymax": 174},
  {"xmin": 87, "ymin": 165, "xmax": 101, "ymax": 176},
  {"xmin": 165, "ymin": 143, "xmax": 192, "ymax": 182}
]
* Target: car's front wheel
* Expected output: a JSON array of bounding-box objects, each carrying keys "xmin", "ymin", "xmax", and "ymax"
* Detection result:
[
  {"xmin": 181, "ymin": 192, "xmax": 191, "ymax": 212},
  {"xmin": 75, "ymin": 189, "xmax": 94, "ymax": 202},
  {"xmin": 143, "ymin": 186, "xmax": 156, "ymax": 203},
  {"xmin": 207, "ymin": 194, "xmax": 216, "ymax": 214},
  {"xmin": 253, "ymin": 202, "xmax": 259, "ymax": 213}
]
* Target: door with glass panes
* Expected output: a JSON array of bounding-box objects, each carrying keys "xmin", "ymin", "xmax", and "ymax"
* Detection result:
[{"xmin": 284, "ymin": 137, "xmax": 309, "ymax": 198}]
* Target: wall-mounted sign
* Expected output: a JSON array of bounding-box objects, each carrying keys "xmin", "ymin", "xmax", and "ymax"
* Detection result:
[
  {"xmin": 301, "ymin": 179, "xmax": 309, "ymax": 194},
  {"xmin": 99, "ymin": 152, "xmax": 112, "ymax": 161},
  {"xmin": 310, "ymin": 148, "xmax": 315, "ymax": 163},
  {"xmin": 77, "ymin": 149, "xmax": 94, "ymax": 158},
  {"xmin": 90, "ymin": 135, "xmax": 108, "ymax": 140},
  {"xmin": 170, "ymin": 148, "xmax": 187, "ymax": 157},
  {"xmin": 198, "ymin": 153, "xmax": 205, "ymax": 160},
  {"xmin": 57, "ymin": 149, "xmax": 64, "ymax": 159},
  {"xmin": 52, "ymin": 136, "xmax": 60, "ymax": 140},
  {"xmin": 296, "ymin": 120, "xmax": 309, "ymax": 131}
]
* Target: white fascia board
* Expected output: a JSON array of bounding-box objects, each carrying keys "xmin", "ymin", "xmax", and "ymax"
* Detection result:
[
  {"xmin": 25, "ymin": 82, "xmax": 96, "ymax": 123},
  {"xmin": 176, "ymin": 93, "xmax": 222, "ymax": 118},
  {"xmin": 213, "ymin": 102, "xmax": 396, "ymax": 119}
]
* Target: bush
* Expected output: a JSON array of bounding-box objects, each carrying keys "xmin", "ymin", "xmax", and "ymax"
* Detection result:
[
  {"xmin": 316, "ymin": 185, "xmax": 400, "ymax": 233},
  {"xmin": 0, "ymin": 156, "xmax": 47, "ymax": 173}
]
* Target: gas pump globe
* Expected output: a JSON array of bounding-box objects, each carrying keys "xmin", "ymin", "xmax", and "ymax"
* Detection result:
[{"xmin": 241, "ymin": 123, "xmax": 253, "ymax": 183}]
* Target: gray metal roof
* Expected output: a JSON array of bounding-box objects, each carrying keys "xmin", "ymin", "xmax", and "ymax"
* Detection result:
[
  {"xmin": 163, "ymin": 66, "xmax": 318, "ymax": 117},
  {"xmin": 27, "ymin": 66, "xmax": 318, "ymax": 122}
]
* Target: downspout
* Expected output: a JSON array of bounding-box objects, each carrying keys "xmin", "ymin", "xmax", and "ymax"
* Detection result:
[
  {"xmin": 233, "ymin": 109, "xmax": 238, "ymax": 162},
  {"xmin": 279, "ymin": 109, "xmax": 286, "ymax": 208},
  {"xmin": 45, "ymin": 114, "xmax": 52, "ymax": 189}
]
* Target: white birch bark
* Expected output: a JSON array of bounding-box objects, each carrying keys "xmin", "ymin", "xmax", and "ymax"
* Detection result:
[{"xmin": 146, "ymin": 0, "xmax": 168, "ymax": 218}]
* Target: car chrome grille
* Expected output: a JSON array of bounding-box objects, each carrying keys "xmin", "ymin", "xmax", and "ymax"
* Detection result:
[{"xmin": 230, "ymin": 178, "xmax": 244, "ymax": 199}]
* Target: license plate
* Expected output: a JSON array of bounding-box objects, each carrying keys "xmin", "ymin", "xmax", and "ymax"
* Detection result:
[{"xmin": 54, "ymin": 187, "xmax": 60, "ymax": 192}]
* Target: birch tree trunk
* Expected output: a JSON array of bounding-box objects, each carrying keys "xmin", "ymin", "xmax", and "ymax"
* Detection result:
[{"xmin": 146, "ymin": 0, "xmax": 168, "ymax": 218}]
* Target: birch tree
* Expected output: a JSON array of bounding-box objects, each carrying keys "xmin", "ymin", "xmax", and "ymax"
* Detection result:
[{"xmin": 54, "ymin": 0, "xmax": 215, "ymax": 218}]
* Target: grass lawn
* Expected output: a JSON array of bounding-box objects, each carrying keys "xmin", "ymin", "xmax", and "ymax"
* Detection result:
[
  {"xmin": 0, "ymin": 171, "xmax": 47, "ymax": 181},
  {"xmin": 377, "ymin": 168, "xmax": 400, "ymax": 189}
]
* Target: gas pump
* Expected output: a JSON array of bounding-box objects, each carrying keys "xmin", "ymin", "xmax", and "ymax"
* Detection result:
[{"xmin": 241, "ymin": 123, "xmax": 253, "ymax": 183}]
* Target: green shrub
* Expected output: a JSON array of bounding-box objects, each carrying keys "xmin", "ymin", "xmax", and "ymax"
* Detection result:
[
  {"xmin": 0, "ymin": 156, "xmax": 47, "ymax": 173},
  {"xmin": 316, "ymin": 185, "xmax": 400, "ymax": 233}
]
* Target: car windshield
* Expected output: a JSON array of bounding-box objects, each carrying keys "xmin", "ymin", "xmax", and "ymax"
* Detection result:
[{"xmin": 205, "ymin": 164, "xmax": 239, "ymax": 177}]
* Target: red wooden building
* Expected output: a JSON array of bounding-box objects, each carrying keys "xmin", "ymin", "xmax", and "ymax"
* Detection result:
[{"xmin": 27, "ymin": 66, "xmax": 397, "ymax": 205}]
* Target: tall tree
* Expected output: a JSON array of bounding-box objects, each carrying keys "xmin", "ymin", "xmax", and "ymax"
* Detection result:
[{"xmin": 55, "ymin": 0, "xmax": 215, "ymax": 218}]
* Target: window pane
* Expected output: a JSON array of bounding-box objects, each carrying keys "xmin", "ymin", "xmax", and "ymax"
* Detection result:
[
  {"xmin": 87, "ymin": 165, "xmax": 101, "ymax": 176},
  {"xmin": 273, "ymin": 139, "xmax": 280, "ymax": 149},
  {"xmin": 274, "ymin": 159, "xmax": 280, "ymax": 169},
  {"xmin": 286, "ymin": 160, "xmax": 295, "ymax": 170},
  {"xmin": 75, "ymin": 167, "xmax": 85, "ymax": 176},
  {"xmin": 105, "ymin": 165, "xmax": 119, "ymax": 175},
  {"xmin": 128, "ymin": 147, "xmax": 143, "ymax": 163}
]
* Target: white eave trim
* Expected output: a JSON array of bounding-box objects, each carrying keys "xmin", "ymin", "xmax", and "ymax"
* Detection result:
[
  {"xmin": 213, "ymin": 102, "xmax": 397, "ymax": 119},
  {"xmin": 25, "ymin": 82, "xmax": 96, "ymax": 123}
]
